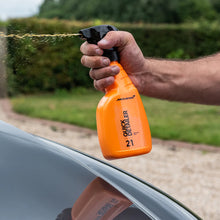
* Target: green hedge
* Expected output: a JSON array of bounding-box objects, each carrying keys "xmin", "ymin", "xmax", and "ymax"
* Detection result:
[
  {"xmin": 7, "ymin": 19, "xmax": 93, "ymax": 94},
  {"xmin": 6, "ymin": 18, "xmax": 220, "ymax": 94}
]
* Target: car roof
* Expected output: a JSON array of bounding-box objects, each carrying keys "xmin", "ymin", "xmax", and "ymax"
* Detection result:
[{"xmin": 0, "ymin": 120, "xmax": 201, "ymax": 219}]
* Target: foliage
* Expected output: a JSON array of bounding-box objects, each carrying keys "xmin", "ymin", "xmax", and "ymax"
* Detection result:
[
  {"xmin": 211, "ymin": 0, "xmax": 220, "ymax": 13},
  {"xmin": 7, "ymin": 18, "xmax": 220, "ymax": 94},
  {"xmin": 38, "ymin": 0, "xmax": 219, "ymax": 23},
  {"xmin": 11, "ymin": 89, "xmax": 220, "ymax": 146},
  {"xmin": 0, "ymin": 21, "xmax": 8, "ymax": 27},
  {"xmin": 7, "ymin": 18, "xmax": 93, "ymax": 94}
]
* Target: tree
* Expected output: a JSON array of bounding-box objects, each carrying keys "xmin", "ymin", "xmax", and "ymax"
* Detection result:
[{"xmin": 38, "ymin": 0, "xmax": 219, "ymax": 23}]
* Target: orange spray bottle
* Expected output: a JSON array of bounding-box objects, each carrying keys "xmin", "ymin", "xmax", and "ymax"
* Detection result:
[{"xmin": 79, "ymin": 25, "xmax": 151, "ymax": 159}]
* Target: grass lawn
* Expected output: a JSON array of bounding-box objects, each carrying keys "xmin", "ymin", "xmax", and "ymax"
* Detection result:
[{"xmin": 11, "ymin": 88, "xmax": 220, "ymax": 147}]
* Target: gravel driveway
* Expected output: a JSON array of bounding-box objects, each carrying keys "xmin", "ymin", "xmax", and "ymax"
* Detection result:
[{"xmin": 0, "ymin": 99, "xmax": 219, "ymax": 219}]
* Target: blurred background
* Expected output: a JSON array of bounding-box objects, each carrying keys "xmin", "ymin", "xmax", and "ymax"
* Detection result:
[{"xmin": 0, "ymin": 1, "xmax": 220, "ymax": 220}]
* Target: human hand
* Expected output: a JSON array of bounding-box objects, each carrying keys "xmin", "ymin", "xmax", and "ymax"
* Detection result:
[{"xmin": 80, "ymin": 31, "xmax": 147, "ymax": 93}]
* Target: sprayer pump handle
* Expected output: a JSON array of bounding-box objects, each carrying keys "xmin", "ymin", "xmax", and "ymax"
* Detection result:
[{"xmin": 79, "ymin": 25, "xmax": 119, "ymax": 62}]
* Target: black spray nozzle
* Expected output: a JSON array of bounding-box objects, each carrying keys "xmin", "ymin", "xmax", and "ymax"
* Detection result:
[
  {"xmin": 79, "ymin": 25, "xmax": 119, "ymax": 61},
  {"xmin": 79, "ymin": 25, "xmax": 118, "ymax": 44}
]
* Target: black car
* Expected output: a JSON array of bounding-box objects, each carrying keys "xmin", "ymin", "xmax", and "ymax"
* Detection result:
[{"xmin": 0, "ymin": 120, "xmax": 201, "ymax": 219}]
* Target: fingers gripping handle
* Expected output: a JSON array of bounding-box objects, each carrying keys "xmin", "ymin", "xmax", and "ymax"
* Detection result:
[{"xmin": 79, "ymin": 25, "xmax": 119, "ymax": 62}]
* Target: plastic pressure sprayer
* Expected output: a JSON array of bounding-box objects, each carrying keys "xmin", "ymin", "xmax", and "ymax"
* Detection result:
[{"xmin": 79, "ymin": 25, "xmax": 152, "ymax": 159}]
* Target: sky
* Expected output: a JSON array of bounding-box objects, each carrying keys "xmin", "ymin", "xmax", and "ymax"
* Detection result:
[{"xmin": 0, "ymin": 0, "xmax": 44, "ymax": 21}]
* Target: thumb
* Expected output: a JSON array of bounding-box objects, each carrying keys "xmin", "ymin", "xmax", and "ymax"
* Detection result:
[{"xmin": 98, "ymin": 31, "xmax": 133, "ymax": 51}]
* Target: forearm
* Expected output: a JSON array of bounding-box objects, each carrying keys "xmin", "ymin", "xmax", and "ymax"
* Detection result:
[{"xmin": 142, "ymin": 53, "xmax": 220, "ymax": 105}]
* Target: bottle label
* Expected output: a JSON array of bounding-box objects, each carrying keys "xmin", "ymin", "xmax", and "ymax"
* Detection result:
[
  {"xmin": 120, "ymin": 110, "xmax": 132, "ymax": 137},
  {"xmin": 120, "ymin": 110, "xmax": 135, "ymax": 147},
  {"xmin": 113, "ymin": 92, "xmax": 149, "ymax": 150}
]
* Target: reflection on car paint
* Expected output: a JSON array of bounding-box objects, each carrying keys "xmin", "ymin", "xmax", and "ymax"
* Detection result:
[{"xmin": 56, "ymin": 177, "xmax": 132, "ymax": 220}]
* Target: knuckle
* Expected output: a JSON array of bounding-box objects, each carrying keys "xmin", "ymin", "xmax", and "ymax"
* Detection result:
[
  {"xmin": 94, "ymin": 58, "xmax": 102, "ymax": 67},
  {"xmin": 85, "ymin": 46, "xmax": 93, "ymax": 55},
  {"xmin": 90, "ymin": 66, "xmax": 115, "ymax": 80},
  {"xmin": 80, "ymin": 42, "xmax": 99, "ymax": 56},
  {"xmin": 90, "ymin": 57, "xmax": 102, "ymax": 68},
  {"xmin": 89, "ymin": 68, "xmax": 104, "ymax": 80},
  {"xmin": 95, "ymin": 77, "xmax": 114, "ymax": 91},
  {"xmin": 81, "ymin": 56, "xmax": 106, "ymax": 69},
  {"xmin": 96, "ymin": 80, "xmax": 105, "ymax": 91},
  {"xmin": 102, "ymin": 67, "xmax": 113, "ymax": 77},
  {"xmin": 121, "ymin": 31, "xmax": 134, "ymax": 46},
  {"xmin": 107, "ymin": 66, "xmax": 116, "ymax": 75},
  {"xmin": 89, "ymin": 69, "xmax": 95, "ymax": 79},
  {"xmin": 80, "ymin": 42, "xmax": 87, "ymax": 54},
  {"xmin": 94, "ymin": 80, "xmax": 103, "ymax": 92},
  {"xmin": 125, "ymin": 31, "xmax": 133, "ymax": 39},
  {"xmin": 81, "ymin": 55, "xmax": 86, "ymax": 65},
  {"xmin": 80, "ymin": 44, "xmax": 83, "ymax": 54}
]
